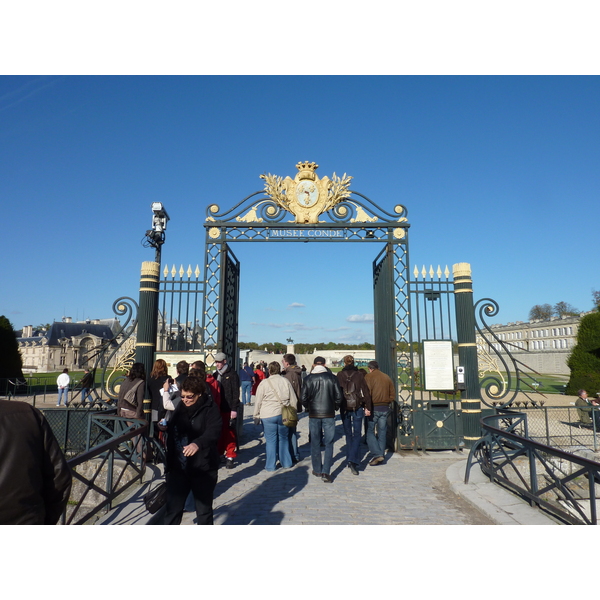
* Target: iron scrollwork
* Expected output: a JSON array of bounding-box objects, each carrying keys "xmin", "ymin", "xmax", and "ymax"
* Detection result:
[
  {"xmin": 475, "ymin": 298, "xmax": 544, "ymax": 409},
  {"xmin": 79, "ymin": 296, "xmax": 139, "ymax": 406}
]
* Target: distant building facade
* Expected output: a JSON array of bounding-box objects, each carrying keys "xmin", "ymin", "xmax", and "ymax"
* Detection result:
[
  {"xmin": 17, "ymin": 317, "xmax": 121, "ymax": 373},
  {"xmin": 477, "ymin": 312, "xmax": 591, "ymax": 375}
]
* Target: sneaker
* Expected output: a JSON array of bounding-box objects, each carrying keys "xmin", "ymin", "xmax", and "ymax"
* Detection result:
[
  {"xmin": 311, "ymin": 470, "xmax": 322, "ymax": 478},
  {"xmin": 226, "ymin": 458, "xmax": 235, "ymax": 469},
  {"xmin": 321, "ymin": 473, "xmax": 332, "ymax": 483},
  {"xmin": 369, "ymin": 456, "xmax": 384, "ymax": 466}
]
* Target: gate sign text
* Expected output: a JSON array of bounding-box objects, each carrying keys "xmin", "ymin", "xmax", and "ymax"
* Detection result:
[{"xmin": 268, "ymin": 229, "xmax": 344, "ymax": 239}]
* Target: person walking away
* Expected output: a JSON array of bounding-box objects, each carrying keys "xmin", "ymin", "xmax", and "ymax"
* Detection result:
[
  {"xmin": 148, "ymin": 359, "xmax": 169, "ymax": 423},
  {"xmin": 174, "ymin": 360, "xmax": 189, "ymax": 388},
  {"xmin": 282, "ymin": 353, "xmax": 303, "ymax": 463},
  {"xmin": 160, "ymin": 376, "xmax": 222, "ymax": 525},
  {"xmin": 301, "ymin": 356, "xmax": 343, "ymax": 483},
  {"xmin": 117, "ymin": 363, "xmax": 146, "ymax": 458},
  {"xmin": 56, "ymin": 368, "xmax": 70, "ymax": 407},
  {"xmin": 337, "ymin": 355, "xmax": 372, "ymax": 476},
  {"xmin": 147, "ymin": 359, "xmax": 169, "ymax": 459},
  {"xmin": 364, "ymin": 360, "xmax": 395, "ymax": 466},
  {"xmin": 239, "ymin": 362, "xmax": 255, "ymax": 406},
  {"xmin": 117, "ymin": 363, "xmax": 146, "ymax": 420},
  {"xmin": 251, "ymin": 363, "xmax": 266, "ymax": 403},
  {"xmin": 79, "ymin": 368, "xmax": 94, "ymax": 404},
  {"xmin": 213, "ymin": 352, "xmax": 240, "ymax": 469},
  {"xmin": 253, "ymin": 362, "xmax": 297, "ymax": 471},
  {"xmin": 0, "ymin": 400, "xmax": 72, "ymax": 524}
]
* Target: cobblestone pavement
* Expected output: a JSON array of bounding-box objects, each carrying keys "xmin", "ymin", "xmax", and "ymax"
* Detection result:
[{"xmin": 182, "ymin": 410, "xmax": 493, "ymax": 525}]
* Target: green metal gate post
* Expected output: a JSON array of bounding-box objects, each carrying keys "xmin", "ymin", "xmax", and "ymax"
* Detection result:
[
  {"xmin": 453, "ymin": 262, "xmax": 481, "ymax": 448},
  {"xmin": 135, "ymin": 261, "xmax": 160, "ymax": 422}
]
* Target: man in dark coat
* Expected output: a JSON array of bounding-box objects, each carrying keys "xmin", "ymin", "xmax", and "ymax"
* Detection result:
[
  {"xmin": 301, "ymin": 356, "xmax": 343, "ymax": 483},
  {"xmin": 0, "ymin": 400, "xmax": 72, "ymax": 524},
  {"xmin": 337, "ymin": 355, "xmax": 372, "ymax": 476},
  {"xmin": 282, "ymin": 353, "xmax": 303, "ymax": 462},
  {"xmin": 213, "ymin": 352, "xmax": 240, "ymax": 469},
  {"xmin": 79, "ymin": 368, "xmax": 94, "ymax": 403}
]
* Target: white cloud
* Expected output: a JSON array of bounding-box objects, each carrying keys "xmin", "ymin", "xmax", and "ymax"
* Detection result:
[
  {"xmin": 346, "ymin": 314, "xmax": 374, "ymax": 323},
  {"xmin": 287, "ymin": 302, "xmax": 305, "ymax": 309}
]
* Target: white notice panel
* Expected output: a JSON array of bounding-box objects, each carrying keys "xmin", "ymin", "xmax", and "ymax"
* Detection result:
[{"xmin": 423, "ymin": 340, "xmax": 454, "ymax": 391}]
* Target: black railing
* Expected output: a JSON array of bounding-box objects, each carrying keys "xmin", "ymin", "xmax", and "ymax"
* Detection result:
[
  {"xmin": 63, "ymin": 415, "xmax": 149, "ymax": 525},
  {"xmin": 465, "ymin": 411, "xmax": 600, "ymax": 525},
  {"xmin": 0, "ymin": 376, "xmax": 112, "ymax": 406}
]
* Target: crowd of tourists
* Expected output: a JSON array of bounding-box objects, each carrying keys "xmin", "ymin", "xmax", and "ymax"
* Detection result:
[{"xmin": 0, "ymin": 352, "xmax": 395, "ymax": 525}]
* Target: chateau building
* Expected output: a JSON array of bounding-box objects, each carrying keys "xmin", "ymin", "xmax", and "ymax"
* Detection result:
[
  {"xmin": 477, "ymin": 312, "xmax": 591, "ymax": 375},
  {"xmin": 17, "ymin": 317, "xmax": 121, "ymax": 373}
]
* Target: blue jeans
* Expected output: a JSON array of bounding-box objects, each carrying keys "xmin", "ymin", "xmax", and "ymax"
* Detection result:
[
  {"xmin": 57, "ymin": 387, "xmax": 69, "ymax": 406},
  {"xmin": 309, "ymin": 417, "xmax": 335, "ymax": 475},
  {"xmin": 81, "ymin": 388, "xmax": 92, "ymax": 403},
  {"xmin": 341, "ymin": 408, "xmax": 364, "ymax": 465},
  {"xmin": 241, "ymin": 380, "xmax": 252, "ymax": 405},
  {"xmin": 288, "ymin": 426, "xmax": 299, "ymax": 461},
  {"xmin": 262, "ymin": 414, "xmax": 293, "ymax": 471},
  {"xmin": 367, "ymin": 409, "xmax": 389, "ymax": 458}
]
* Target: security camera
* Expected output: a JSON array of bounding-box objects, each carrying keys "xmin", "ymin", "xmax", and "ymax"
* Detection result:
[{"xmin": 151, "ymin": 202, "xmax": 170, "ymax": 231}]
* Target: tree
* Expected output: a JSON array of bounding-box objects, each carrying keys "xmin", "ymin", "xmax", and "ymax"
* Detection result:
[
  {"xmin": 528, "ymin": 304, "xmax": 553, "ymax": 321},
  {"xmin": 554, "ymin": 301, "xmax": 579, "ymax": 318},
  {"xmin": 0, "ymin": 316, "xmax": 24, "ymax": 380},
  {"xmin": 592, "ymin": 289, "xmax": 600, "ymax": 311},
  {"xmin": 566, "ymin": 311, "xmax": 600, "ymax": 395}
]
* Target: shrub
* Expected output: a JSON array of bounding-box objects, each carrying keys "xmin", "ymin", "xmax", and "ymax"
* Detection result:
[{"xmin": 566, "ymin": 311, "xmax": 600, "ymax": 396}]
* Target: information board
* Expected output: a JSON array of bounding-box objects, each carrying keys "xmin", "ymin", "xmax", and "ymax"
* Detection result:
[{"xmin": 423, "ymin": 340, "xmax": 454, "ymax": 391}]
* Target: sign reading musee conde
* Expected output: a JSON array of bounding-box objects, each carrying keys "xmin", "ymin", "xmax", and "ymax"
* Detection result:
[{"xmin": 267, "ymin": 229, "xmax": 344, "ymax": 239}]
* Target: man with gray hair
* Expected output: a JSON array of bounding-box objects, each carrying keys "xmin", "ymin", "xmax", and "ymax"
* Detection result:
[{"xmin": 213, "ymin": 352, "xmax": 240, "ymax": 469}]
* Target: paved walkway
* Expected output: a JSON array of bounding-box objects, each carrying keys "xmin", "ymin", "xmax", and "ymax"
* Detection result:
[
  {"xmin": 182, "ymin": 411, "xmax": 494, "ymax": 525},
  {"xmin": 7, "ymin": 393, "xmax": 564, "ymax": 525}
]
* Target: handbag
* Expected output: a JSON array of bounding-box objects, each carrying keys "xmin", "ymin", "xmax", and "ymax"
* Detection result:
[
  {"xmin": 281, "ymin": 403, "xmax": 298, "ymax": 428},
  {"xmin": 124, "ymin": 379, "xmax": 144, "ymax": 407},
  {"xmin": 267, "ymin": 378, "xmax": 298, "ymax": 428},
  {"xmin": 143, "ymin": 481, "xmax": 167, "ymax": 514}
]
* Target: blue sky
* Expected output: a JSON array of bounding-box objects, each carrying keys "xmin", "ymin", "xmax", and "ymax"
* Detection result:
[{"xmin": 1, "ymin": 75, "xmax": 598, "ymax": 345}]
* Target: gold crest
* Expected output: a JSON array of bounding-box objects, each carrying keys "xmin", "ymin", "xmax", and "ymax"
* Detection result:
[{"xmin": 260, "ymin": 161, "xmax": 352, "ymax": 224}]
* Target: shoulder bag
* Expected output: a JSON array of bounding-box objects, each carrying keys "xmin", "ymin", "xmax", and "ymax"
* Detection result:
[
  {"xmin": 124, "ymin": 379, "xmax": 144, "ymax": 406},
  {"xmin": 267, "ymin": 378, "xmax": 298, "ymax": 428}
]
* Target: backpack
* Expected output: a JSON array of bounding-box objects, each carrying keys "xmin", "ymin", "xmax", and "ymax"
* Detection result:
[{"xmin": 342, "ymin": 372, "xmax": 360, "ymax": 410}]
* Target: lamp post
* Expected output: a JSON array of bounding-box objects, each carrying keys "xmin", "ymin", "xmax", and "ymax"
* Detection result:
[{"xmin": 137, "ymin": 203, "xmax": 169, "ymax": 423}]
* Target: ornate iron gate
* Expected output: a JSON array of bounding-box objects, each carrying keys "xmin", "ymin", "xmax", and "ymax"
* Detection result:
[
  {"xmin": 148, "ymin": 162, "xmax": 539, "ymax": 453},
  {"xmin": 406, "ymin": 265, "xmax": 464, "ymax": 450},
  {"xmin": 201, "ymin": 161, "xmax": 411, "ymax": 383}
]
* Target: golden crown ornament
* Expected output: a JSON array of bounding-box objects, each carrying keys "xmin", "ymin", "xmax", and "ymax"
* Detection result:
[{"xmin": 260, "ymin": 161, "xmax": 352, "ymax": 224}]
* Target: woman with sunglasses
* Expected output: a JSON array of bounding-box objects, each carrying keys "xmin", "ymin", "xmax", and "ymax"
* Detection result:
[{"xmin": 161, "ymin": 375, "xmax": 222, "ymax": 525}]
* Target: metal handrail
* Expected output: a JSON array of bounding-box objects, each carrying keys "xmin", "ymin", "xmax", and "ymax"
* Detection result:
[
  {"xmin": 465, "ymin": 410, "xmax": 600, "ymax": 525},
  {"xmin": 63, "ymin": 416, "xmax": 149, "ymax": 525}
]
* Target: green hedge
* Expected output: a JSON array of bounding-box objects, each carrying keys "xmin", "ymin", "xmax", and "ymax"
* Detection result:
[{"xmin": 566, "ymin": 311, "xmax": 600, "ymax": 396}]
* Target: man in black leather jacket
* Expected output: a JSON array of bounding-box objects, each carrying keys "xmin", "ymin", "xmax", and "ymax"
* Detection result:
[{"xmin": 301, "ymin": 356, "xmax": 343, "ymax": 483}]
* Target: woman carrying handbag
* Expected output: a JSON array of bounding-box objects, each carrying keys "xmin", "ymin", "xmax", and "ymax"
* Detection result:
[{"xmin": 253, "ymin": 362, "xmax": 298, "ymax": 472}]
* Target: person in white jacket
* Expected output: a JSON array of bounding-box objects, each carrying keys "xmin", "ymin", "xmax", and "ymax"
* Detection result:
[
  {"xmin": 253, "ymin": 362, "xmax": 298, "ymax": 472},
  {"xmin": 56, "ymin": 368, "xmax": 70, "ymax": 407}
]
